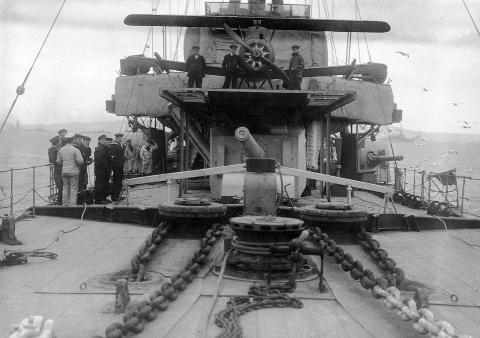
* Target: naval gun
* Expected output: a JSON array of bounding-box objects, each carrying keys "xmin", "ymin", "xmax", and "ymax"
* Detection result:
[
  {"xmin": 235, "ymin": 126, "xmax": 266, "ymax": 159},
  {"xmin": 340, "ymin": 134, "xmax": 404, "ymax": 185},
  {"xmin": 365, "ymin": 151, "xmax": 404, "ymax": 169}
]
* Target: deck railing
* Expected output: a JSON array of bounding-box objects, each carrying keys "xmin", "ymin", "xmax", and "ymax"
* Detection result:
[
  {"xmin": 0, "ymin": 164, "xmax": 55, "ymax": 220},
  {"xmin": 394, "ymin": 166, "xmax": 480, "ymax": 217},
  {"xmin": 205, "ymin": 2, "xmax": 311, "ymax": 18}
]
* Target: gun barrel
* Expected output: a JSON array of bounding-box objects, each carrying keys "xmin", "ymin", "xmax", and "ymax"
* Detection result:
[
  {"xmin": 235, "ymin": 127, "xmax": 265, "ymax": 158},
  {"xmin": 372, "ymin": 154, "xmax": 404, "ymax": 162}
]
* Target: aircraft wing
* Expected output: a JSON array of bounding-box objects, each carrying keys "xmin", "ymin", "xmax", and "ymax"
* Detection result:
[
  {"xmin": 124, "ymin": 15, "xmax": 390, "ymax": 33},
  {"xmin": 119, "ymin": 56, "xmax": 224, "ymax": 76},
  {"xmin": 303, "ymin": 66, "xmax": 353, "ymax": 77}
]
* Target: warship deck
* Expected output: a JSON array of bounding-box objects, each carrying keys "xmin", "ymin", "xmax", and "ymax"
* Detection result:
[{"xmin": 2, "ymin": 210, "xmax": 480, "ymax": 337}]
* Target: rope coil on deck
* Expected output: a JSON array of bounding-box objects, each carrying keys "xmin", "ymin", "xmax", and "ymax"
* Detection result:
[
  {"xmin": 100, "ymin": 224, "xmax": 224, "ymax": 338},
  {"xmin": 309, "ymin": 227, "xmax": 472, "ymax": 338}
]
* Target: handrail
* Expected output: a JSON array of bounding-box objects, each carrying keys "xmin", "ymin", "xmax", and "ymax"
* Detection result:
[
  {"xmin": 0, "ymin": 164, "xmax": 55, "ymax": 218},
  {"xmin": 124, "ymin": 163, "xmax": 393, "ymax": 195},
  {"xmin": 0, "ymin": 163, "xmax": 51, "ymax": 174}
]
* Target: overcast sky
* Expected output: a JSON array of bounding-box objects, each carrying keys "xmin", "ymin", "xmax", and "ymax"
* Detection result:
[{"xmin": 1, "ymin": 0, "xmax": 479, "ymax": 133}]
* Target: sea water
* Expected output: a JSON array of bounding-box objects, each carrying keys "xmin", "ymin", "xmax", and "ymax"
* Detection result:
[{"xmin": 1, "ymin": 128, "xmax": 480, "ymax": 217}]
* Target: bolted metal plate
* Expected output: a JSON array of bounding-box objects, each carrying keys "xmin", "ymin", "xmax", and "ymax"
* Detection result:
[
  {"xmin": 175, "ymin": 197, "xmax": 211, "ymax": 206},
  {"xmin": 300, "ymin": 205, "xmax": 368, "ymax": 223},
  {"xmin": 229, "ymin": 215, "xmax": 304, "ymax": 232},
  {"xmin": 315, "ymin": 202, "xmax": 352, "ymax": 210},
  {"xmin": 215, "ymin": 256, "xmax": 319, "ymax": 282},
  {"xmin": 159, "ymin": 201, "xmax": 226, "ymax": 219}
]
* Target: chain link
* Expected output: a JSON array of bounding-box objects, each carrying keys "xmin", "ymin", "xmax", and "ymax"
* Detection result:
[
  {"xmin": 214, "ymin": 284, "xmax": 303, "ymax": 338},
  {"xmin": 128, "ymin": 221, "xmax": 169, "ymax": 282},
  {"xmin": 101, "ymin": 223, "xmax": 224, "ymax": 338},
  {"xmin": 309, "ymin": 227, "xmax": 472, "ymax": 338},
  {"xmin": 354, "ymin": 226, "xmax": 405, "ymax": 287}
]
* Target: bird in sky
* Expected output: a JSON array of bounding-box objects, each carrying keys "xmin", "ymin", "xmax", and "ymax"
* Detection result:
[
  {"xmin": 456, "ymin": 120, "xmax": 469, "ymax": 125},
  {"xmin": 421, "ymin": 87, "xmax": 430, "ymax": 92},
  {"xmin": 462, "ymin": 125, "xmax": 472, "ymax": 129},
  {"xmin": 395, "ymin": 51, "xmax": 409, "ymax": 58},
  {"xmin": 451, "ymin": 102, "xmax": 462, "ymax": 106}
]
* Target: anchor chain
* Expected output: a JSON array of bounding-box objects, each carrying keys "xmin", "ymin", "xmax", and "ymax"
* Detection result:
[
  {"xmin": 128, "ymin": 221, "xmax": 169, "ymax": 282},
  {"xmin": 214, "ymin": 284, "xmax": 303, "ymax": 338},
  {"xmin": 354, "ymin": 226, "xmax": 405, "ymax": 287},
  {"xmin": 101, "ymin": 224, "xmax": 223, "ymax": 338},
  {"xmin": 309, "ymin": 227, "xmax": 472, "ymax": 338}
]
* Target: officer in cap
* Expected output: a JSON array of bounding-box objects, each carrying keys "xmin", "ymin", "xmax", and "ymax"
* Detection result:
[
  {"xmin": 57, "ymin": 128, "xmax": 68, "ymax": 146},
  {"xmin": 56, "ymin": 132, "xmax": 84, "ymax": 206},
  {"xmin": 110, "ymin": 133, "xmax": 125, "ymax": 201},
  {"xmin": 74, "ymin": 134, "xmax": 89, "ymax": 192},
  {"xmin": 185, "ymin": 46, "xmax": 206, "ymax": 88},
  {"xmin": 94, "ymin": 134, "xmax": 112, "ymax": 203},
  {"xmin": 222, "ymin": 44, "xmax": 245, "ymax": 89},
  {"xmin": 288, "ymin": 45, "xmax": 304, "ymax": 90}
]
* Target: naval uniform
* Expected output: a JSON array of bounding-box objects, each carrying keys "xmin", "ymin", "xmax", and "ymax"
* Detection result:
[
  {"xmin": 185, "ymin": 54, "xmax": 206, "ymax": 88},
  {"xmin": 48, "ymin": 144, "xmax": 63, "ymax": 204},
  {"xmin": 94, "ymin": 143, "xmax": 112, "ymax": 203},
  {"xmin": 110, "ymin": 141, "xmax": 125, "ymax": 201},
  {"xmin": 288, "ymin": 52, "xmax": 305, "ymax": 90},
  {"xmin": 74, "ymin": 142, "xmax": 89, "ymax": 192},
  {"xmin": 222, "ymin": 53, "xmax": 244, "ymax": 89}
]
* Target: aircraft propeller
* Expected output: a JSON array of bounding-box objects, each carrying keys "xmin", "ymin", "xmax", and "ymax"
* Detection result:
[{"xmin": 222, "ymin": 23, "xmax": 291, "ymax": 87}]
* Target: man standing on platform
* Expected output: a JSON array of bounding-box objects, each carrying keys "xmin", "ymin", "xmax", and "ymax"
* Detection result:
[
  {"xmin": 185, "ymin": 46, "xmax": 206, "ymax": 88},
  {"xmin": 124, "ymin": 139, "xmax": 136, "ymax": 174},
  {"xmin": 110, "ymin": 133, "xmax": 125, "ymax": 202},
  {"xmin": 57, "ymin": 132, "xmax": 84, "ymax": 206},
  {"xmin": 222, "ymin": 45, "xmax": 243, "ymax": 89},
  {"xmin": 74, "ymin": 134, "xmax": 88, "ymax": 192},
  {"xmin": 288, "ymin": 45, "xmax": 304, "ymax": 90},
  {"xmin": 94, "ymin": 135, "xmax": 112, "ymax": 204},
  {"xmin": 48, "ymin": 137, "xmax": 63, "ymax": 205}
]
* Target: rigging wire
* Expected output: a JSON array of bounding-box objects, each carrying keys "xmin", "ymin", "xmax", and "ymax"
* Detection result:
[
  {"xmin": 321, "ymin": 0, "xmax": 338, "ymax": 65},
  {"xmin": 173, "ymin": 0, "xmax": 192, "ymax": 60},
  {"xmin": 0, "ymin": 0, "xmax": 67, "ymax": 136},
  {"xmin": 461, "ymin": 0, "xmax": 480, "ymax": 39},
  {"xmin": 354, "ymin": 0, "xmax": 372, "ymax": 62}
]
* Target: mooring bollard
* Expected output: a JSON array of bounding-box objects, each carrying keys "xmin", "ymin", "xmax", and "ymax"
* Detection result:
[
  {"xmin": 114, "ymin": 279, "xmax": 131, "ymax": 314},
  {"xmin": 1, "ymin": 214, "xmax": 22, "ymax": 245}
]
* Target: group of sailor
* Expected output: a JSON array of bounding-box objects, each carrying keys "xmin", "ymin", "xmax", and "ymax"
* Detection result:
[
  {"xmin": 185, "ymin": 44, "xmax": 304, "ymax": 90},
  {"xmin": 48, "ymin": 129, "xmax": 92, "ymax": 206},
  {"xmin": 49, "ymin": 131, "xmax": 158, "ymax": 205}
]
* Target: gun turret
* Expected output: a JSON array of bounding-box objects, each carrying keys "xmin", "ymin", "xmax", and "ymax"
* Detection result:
[
  {"xmin": 367, "ymin": 151, "xmax": 404, "ymax": 168},
  {"xmin": 235, "ymin": 127, "xmax": 265, "ymax": 158}
]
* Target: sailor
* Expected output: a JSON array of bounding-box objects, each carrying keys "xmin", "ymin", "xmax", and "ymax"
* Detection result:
[
  {"xmin": 110, "ymin": 133, "xmax": 125, "ymax": 201},
  {"xmin": 82, "ymin": 136, "xmax": 93, "ymax": 187},
  {"xmin": 139, "ymin": 139, "xmax": 157, "ymax": 175},
  {"xmin": 288, "ymin": 45, "xmax": 304, "ymax": 90},
  {"xmin": 94, "ymin": 135, "xmax": 113, "ymax": 204},
  {"xmin": 185, "ymin": 46, "xmax": 206, "ymax": 88},
  {"xmin": 222, "ymin": 45, "xmax": 244, "ymax": 89},
  {"xmin": 74, "ymin": 134, "xmax": 89, "ymax": 192},
  {"xmin": 48, "ymin": 137, "xmax": 63, "ymax": 205},
  {"xmin": 124, "ymin": 139, "xmax": 136, "ymax": 174},
  {"xmin": 82, "ymin": 136, "xmax": 92, "ymax": 158},
  {"xmin": 56, "ymin": 132, "xmax": 84, "ymax": 206},
  {"xmin": 55, "ymin": 129, "xmax": 68, "ymax": 147}
]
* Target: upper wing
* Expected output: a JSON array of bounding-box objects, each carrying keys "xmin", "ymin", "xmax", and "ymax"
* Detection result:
[{"xmin": 124, "ymin": 15, "xmax": 390, "ymax": 33}]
